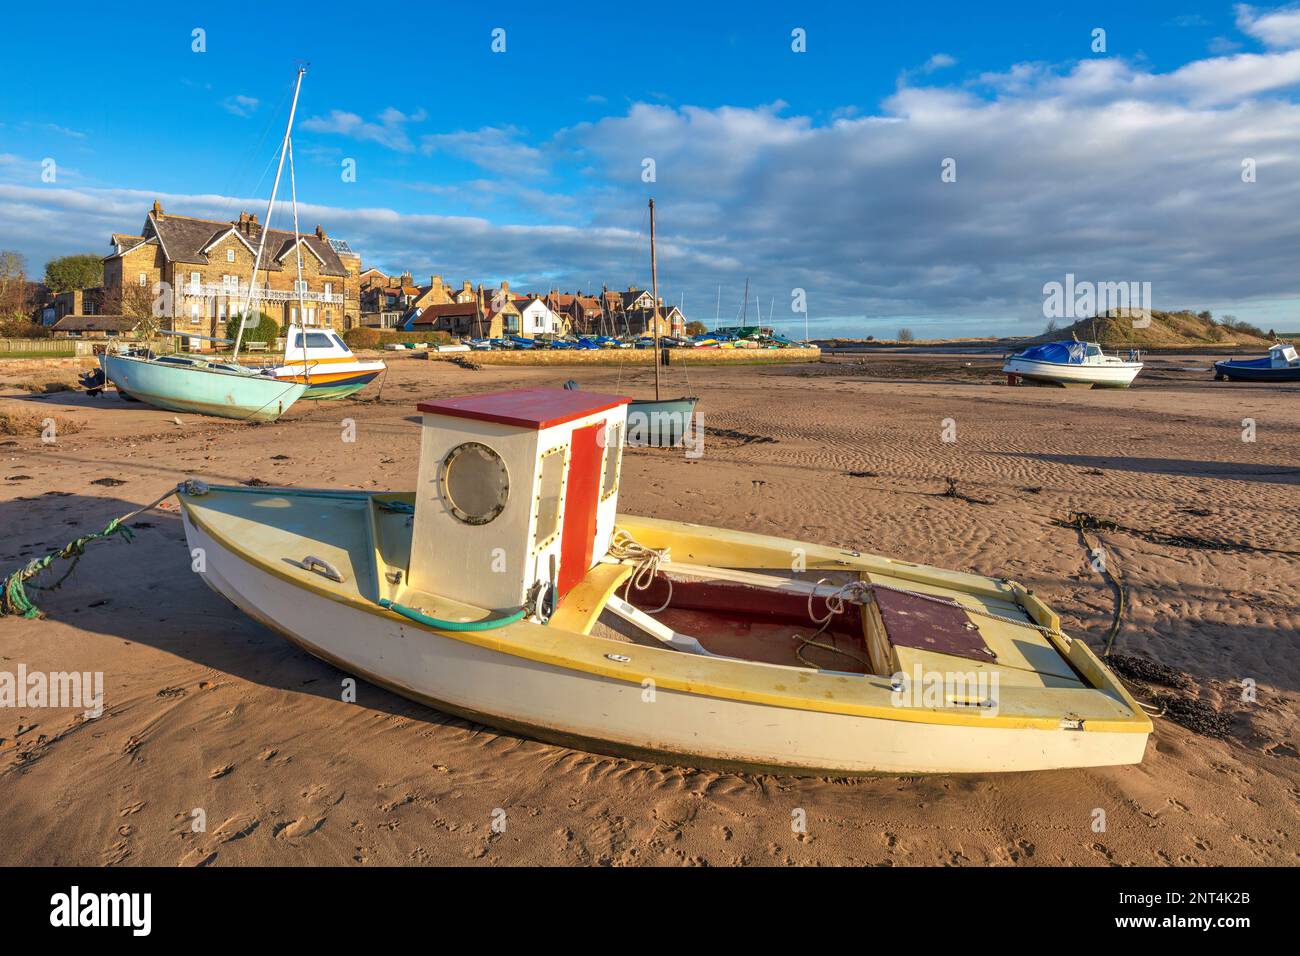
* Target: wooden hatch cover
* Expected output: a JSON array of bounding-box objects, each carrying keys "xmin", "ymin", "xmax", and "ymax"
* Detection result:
[{"xmin": 873, "ymin": 587, "xmax": 998, "ymax": 664}]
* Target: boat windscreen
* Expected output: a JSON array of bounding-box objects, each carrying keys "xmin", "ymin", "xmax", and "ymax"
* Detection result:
[{"xmin": 1017, "ymin": 341, "xmax": 1086, "ymax": 364}]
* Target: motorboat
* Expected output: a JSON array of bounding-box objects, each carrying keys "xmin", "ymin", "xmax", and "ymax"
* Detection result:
[
  {"xmin": 1213, "ymin": 343, "xmax": 1300, "ymax": 382},
  {"xmin": 1004, "ymin": 341, "xmax": 1143, "ymax": 388},
  {"xmin": 268, "ymin": 325, "xmax": 385, "ymax": 399}
]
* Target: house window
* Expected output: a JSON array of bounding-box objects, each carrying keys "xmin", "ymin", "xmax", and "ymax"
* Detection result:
[
  {"xmin": 294, "ymin": 279, "xmax": 307, "ymax": 295},
  {"xmin": 323, "ymin": 282, "xmax": 332, "ymax": 297},
  {"xmin": 226, "ymin": 248, "xmax": 236, "ymax": 263},
  {"xmin": 190, "ymin": 272, "xmax": 201, "ymax": 292},
  {"xmin": 189, "ymin": 303, "xmax": 201, "ymax": 325},
  {"xmin": 138, "ymin": 272, "xmax": 148, "ymax": 287}
]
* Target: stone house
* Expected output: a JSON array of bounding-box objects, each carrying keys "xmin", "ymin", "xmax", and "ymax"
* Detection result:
[
  {"xmin": 100, "ymin": 200, "xmax": 362, "ymax": 349},
  {"xmin": 42, "ymin": 287, "xmax": 105, "ymax": 326},
  {"xmin": 51, "ymin": 314, "xmax": 140, "ymax": 338},
  {"xmin": 623, "ymin": 304, "xmax": 683, "ymax": 337}
]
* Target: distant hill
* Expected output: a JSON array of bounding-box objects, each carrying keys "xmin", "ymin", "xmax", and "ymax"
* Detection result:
[{"xmin": 1024, "ymin": 310, "xmax": 1278, "ymax": 348}]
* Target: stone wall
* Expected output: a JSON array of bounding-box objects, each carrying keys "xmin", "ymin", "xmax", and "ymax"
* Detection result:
[{"xmin": 422, "ymin": 346, "xmax": 821, "ymax": 366}]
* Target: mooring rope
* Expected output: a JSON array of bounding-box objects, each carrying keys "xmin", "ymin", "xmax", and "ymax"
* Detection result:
[
  {"xmin": 607, "ymin": 528, "xmax": 673, "ymax": 613},
  {"xmin": 1, "ymin": 485, "xmax": 185, "ymax": 619},
  {"xmin": 1062, "ymin": 512, "xmax": 1127, "ymax": 656}
]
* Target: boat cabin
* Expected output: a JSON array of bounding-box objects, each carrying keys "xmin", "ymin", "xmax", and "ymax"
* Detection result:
[
  {"xmin": 410, "ymin": 388, "xmax": 630, "ymax": 614},
  {"xmin": 1269, "ymin": 343, "xmax": 1299, "ymax": 368},
  {"xmin": 281, "ymin": 325, "xmax": 355, "ymax": 365}
]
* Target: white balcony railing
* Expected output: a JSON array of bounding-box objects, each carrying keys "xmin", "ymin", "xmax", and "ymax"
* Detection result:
[{"xmin": 183, "ymin": 283, "xmax": 344, "ymax": 305}]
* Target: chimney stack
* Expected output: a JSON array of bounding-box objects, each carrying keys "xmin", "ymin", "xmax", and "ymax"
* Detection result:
[{"xmin": 151, "ymin": 199, "xmax": 164, "ymax": 219}]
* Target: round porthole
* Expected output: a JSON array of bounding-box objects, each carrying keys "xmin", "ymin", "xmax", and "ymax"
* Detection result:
[{"xmin": 440, "ymin": 442, "xmax": 509, "ymax": 525}]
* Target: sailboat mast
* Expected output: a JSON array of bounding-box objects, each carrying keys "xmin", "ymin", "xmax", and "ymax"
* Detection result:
[
  {"xmin": 235, "ymin": 65, "xmax": 306, "ymax": 362},
  {"xmin": 649, "ymin": 197, "xmax": 661, "ymax": 401},
  {"xmin": 287, "ymin": 137, "xmax": 310, "ymax": 383}
]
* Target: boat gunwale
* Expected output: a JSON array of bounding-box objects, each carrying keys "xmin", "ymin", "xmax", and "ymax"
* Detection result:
[{"xmin": 178, "ymin": 483, "xmax": 1151, "ymax": 735}]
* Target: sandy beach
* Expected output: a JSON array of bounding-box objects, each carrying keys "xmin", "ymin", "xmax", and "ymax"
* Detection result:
[{"xmin": 1, "ymin": 351, "xmax": 1297, "ymax": 866}]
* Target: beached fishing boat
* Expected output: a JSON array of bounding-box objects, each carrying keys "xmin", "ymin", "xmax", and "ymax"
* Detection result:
[
  {"xmin": 1004, "ymin": 340, "xmax": 1143, "ymax": 388},
  {"xmin": 177, "ymin": 386, "xmax": 1151, "ymax": 775},
  {"xmin": 626, "ymin": 198, "xmax": 697, "ymax": 445},
  {"xmin": 267, "ymin": 325, "xmax": 385, "ymax": 399},
  {"xmin": 1213, "ymin": 342, "xmax": 1300, "ymax": 382}
]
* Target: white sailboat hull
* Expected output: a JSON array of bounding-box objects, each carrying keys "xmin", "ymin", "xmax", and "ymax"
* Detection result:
[{"xmin": 182, "ymin": 512, "xmax": 1149, "ymax": 775}]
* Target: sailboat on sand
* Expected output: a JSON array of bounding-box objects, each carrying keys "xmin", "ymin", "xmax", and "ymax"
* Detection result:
[
  {"xmin": 626, "ymin": 197, "xmax": 698, "ymax": 446},
  {"xmin": 99, "ymin": 67, "xmax": 319, "ymax": 422}
]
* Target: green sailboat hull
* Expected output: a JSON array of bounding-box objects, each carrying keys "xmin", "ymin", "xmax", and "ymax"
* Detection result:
[
  {"xmin": 627, "ymin": 396, "xmax": 699, "ymax": 447},
  {"xmin": 102, "ymin": 353, "xmax": 308, "ymax": 422}
]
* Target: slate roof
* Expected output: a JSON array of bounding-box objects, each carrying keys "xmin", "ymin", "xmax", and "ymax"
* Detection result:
[
  {"xmin": 52, "ymin": 314, "xmax": 139, "ymax": 333},
  {"xmin": 133, "ymin": 213, "xmax": 348, "ymax": 276}
]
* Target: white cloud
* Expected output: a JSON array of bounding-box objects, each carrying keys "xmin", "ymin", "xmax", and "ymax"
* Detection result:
[
  {"xmin": 1236, "ymin": 3, "xmax": 1300, "ymax": 48},
  {"xmin": 301, "ymin": 106, "xmax": 426, "ymax": 152},
  {"xmin": 221, "ymin": 95, "xmax": 259, "ymax": 118},
  {"xmin": 921, "ymin": 53, "xmax": 957, "ymax": 73},
  {"xmin": 419, "ymin": 126, "xmax": 548, "ymax": 178}
]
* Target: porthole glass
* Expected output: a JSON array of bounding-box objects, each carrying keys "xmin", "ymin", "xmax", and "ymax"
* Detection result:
[{"xmin": 440, "ymin": 442, "xmax": 508, "ymax": 525}]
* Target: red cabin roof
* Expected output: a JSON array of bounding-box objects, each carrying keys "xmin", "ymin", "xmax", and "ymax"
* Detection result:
[{"xmin": 418, "ymin": 388, "xmax": 631, "ymax": 430}]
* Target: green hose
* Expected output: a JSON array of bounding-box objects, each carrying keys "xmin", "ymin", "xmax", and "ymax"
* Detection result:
[{"xmin": 378, "ymin": 598, "xmax": 526, "ymax": 631}]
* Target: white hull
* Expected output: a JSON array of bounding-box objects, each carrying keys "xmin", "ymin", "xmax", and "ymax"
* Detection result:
[
  {"xmin": 1003, "ymin": 357, "xmax": 1142, "ymax": 388},
  {"xmin": 183, "ymin": 514, "xmax": 1149, "ymax": 775}
]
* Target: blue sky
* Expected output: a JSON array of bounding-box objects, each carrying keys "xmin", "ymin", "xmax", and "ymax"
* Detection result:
[{"xmin": 3, "ymin": 1, "xmax": 1300, "ymax": 336}]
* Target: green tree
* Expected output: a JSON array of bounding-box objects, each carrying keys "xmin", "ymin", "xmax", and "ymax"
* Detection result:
[
  {"xmin": 44, "ymin": 254, "xmax": 104, "ymax": 292},
  {"xmin": 225, "ymin": 311, "xmax": 279, "ymax": 345}
]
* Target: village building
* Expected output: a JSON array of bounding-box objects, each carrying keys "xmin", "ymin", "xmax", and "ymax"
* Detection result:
[
  {"xmin": 519, "ymin": 295, "xmax": 566, "ymax": 336},
  {"xmin": 41, "ymin": 287, "xmax": 104, "ymax": 326},
  {"xmin": 404, "ymin": 301, "xmax": 498, "ymax": 339},
  {"xmin": 401, "ymin": 281, "xmax": 525, "ymax": 338},
  {"xmin": 100, "ymin": 200, "xmax": 363, "ymax": 349},
  {"xmin": 623, "ymin": 304, "xmax": 684, "ymax": 337},
  {"xmin": 50, "ymin": 314, "xmax": 140, "ymax": 338}
]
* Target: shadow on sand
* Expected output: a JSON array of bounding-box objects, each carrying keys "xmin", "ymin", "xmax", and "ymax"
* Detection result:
[
  {"xmin": 0, "ymin": 492, "xmax": 491, "ymax": 736},
  {"xmin": 1004, "ymin": 453, "xmax": 1300, "ymax": 486}
]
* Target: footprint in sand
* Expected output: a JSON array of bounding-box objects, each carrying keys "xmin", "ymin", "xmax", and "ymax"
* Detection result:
[{"xmin": 272, "ymin": 815, "xmax": 326, "ymax": 843}]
